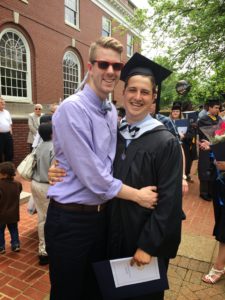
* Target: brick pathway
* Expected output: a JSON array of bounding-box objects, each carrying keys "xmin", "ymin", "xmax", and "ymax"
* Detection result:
[
  {"xmin": 0, "ymin": 162, "xmax": 225, "ymax": 299},
  {"xmin": 165, "ymin": 162, "xmax": 225, "ymax": 299}
]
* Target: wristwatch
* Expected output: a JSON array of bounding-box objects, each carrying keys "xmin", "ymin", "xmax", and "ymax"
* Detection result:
[{"xmin": 183, "ymin": 175, "xmax": 187, "ymax": 180}]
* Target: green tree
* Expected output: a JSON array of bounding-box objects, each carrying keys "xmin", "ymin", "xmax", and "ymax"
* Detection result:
[{"xmin": 127, "ymin": 0, "xmax": 225, "ymax": 107}]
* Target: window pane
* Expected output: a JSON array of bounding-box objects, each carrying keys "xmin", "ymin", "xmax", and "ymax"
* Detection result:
[
  {"xmin": 65, "ymin": 0, "xmax": 75, "ymax": 10},
  {"xmin": 0, "ymin": 30, "xmax": 28, "ymax": 99},
  {"xmin": 2, "ymin": 86, "xmax": 6, "ymax": 94},
  {"xmin": 127, "ymin": 34, "xmax": 133, "ymax": 57},
  {"xmin": 63, "ymin": 51, "xmax": 80, "ymax": 99},
  {"xmin": 12, "ymin": 88, "xmax": 17, "ymax": 96},
  {"xmin": 65, "ymin": 0, "xmax": 78, "ymax": 26},
  {"xmin": 102, "ymin": 17, "xmax": 111, "ymax": 37}
]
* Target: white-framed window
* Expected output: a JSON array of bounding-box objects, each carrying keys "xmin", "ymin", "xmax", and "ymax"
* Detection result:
[
  {"xmin": 127, "ymin": 33, "xmax": 134, "ymax": 57},
  {"xmin": 63, "ymin": 51, "xmax": 81, "ymax": 99},
  {"xmin": 102, "ymin": 16, "xmax": 111, "ymax": 37},
  {"xmin": 65, "ymin": 0, "xmax": 79, "ymax": 29},
  {"xmin": 0, "ymin": 28, "xmax": 32, "ymax": 102}
]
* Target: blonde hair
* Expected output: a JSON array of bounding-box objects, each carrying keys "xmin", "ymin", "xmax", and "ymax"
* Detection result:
[{"xmin": 89, "ymin": 37, "xmax": 123, "ymax": 63}]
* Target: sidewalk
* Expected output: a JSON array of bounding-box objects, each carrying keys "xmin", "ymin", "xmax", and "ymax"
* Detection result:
[{"xmin": 0, "ymin": 164, "xmax": 225, "ymax": 299}]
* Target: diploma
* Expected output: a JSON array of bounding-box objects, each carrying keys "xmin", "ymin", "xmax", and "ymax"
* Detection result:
[
  {"xmin": 93, "ymin": 257, "xmax": 168, "ymax": 300},
  {"xmin": 110, "ymin": 257, "xmax": 160, "ymax": 288}
]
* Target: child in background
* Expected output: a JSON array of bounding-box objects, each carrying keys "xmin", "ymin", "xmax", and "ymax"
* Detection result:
[{"xmin": 0, "ymin": 162, "xmax": 22, "ymax": 254}]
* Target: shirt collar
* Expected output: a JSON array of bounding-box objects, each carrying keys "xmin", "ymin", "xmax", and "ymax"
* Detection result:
[{"xmin": 82, "ymin": 84, "xmax": 111, "ymax": 114}]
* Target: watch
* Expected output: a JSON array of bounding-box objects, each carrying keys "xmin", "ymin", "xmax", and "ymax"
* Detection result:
[{"xmin": 183, "ymin": 175, "xmax": 187, "ymax": 180}]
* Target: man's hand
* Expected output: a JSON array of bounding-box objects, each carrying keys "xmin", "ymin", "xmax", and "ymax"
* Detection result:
[
  {"xmin": 216, "ymin": 161, "xmax": 225, "ymax": 171},
  {"xmin": 136, "ymin": 186, "xmax": 158, "ymax": 209},
  {"xmin": 48, "ymin": 160, "xmax": 66, "ymax": 185},
  {"xmin": 198, "ymin": 139, "xmax": 210, "ymax": 151},
  {"xmin": 130, "ymin": 248, "xmax": 151, "ymax": 267},
  {"xmin": 182, "ymin": 179, "xmax": 189, "ymax": 194}
]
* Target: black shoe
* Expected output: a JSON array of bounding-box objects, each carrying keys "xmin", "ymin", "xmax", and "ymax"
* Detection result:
[
  {"xmin": 200, "ymin": 194, "xmax": 212, "ymax": 201},
  {"xmin": 39, "ymin": 255, "xmax": 49, "ymax": 265},
  {"xmin": 12, "ymin": 244, "xmax": 20, "ymax": 252}
]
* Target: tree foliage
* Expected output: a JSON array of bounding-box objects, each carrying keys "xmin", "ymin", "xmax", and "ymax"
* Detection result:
[{"xmin": 127, "ymin": 0, "xmax": 225, "ymax": 107}]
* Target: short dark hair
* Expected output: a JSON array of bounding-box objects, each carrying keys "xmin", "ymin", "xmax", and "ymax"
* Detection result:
[
  {"xmin": 117, "ymin": 107, "xmax": 126, "ymax": 118},
  {"xmin": 206, "ymin": 98, "xmax": 221, "ymax": 108},
  {"xmin": 40, "ymin": 114, "xmax": 52, "ymax": 124},
  {"xmin": 0, "ymin": 161, "xmax": 16, "ymax": 178},
  {"xmin": 38, "ymin": 122, "xmax": 52, "ymax": 141}
]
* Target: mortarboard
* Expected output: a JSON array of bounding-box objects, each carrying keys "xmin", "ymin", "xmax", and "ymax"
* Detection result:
[
  {"xmin": 172, "ymin": 101, "xmax": 182, "ymax": 111},
  {"xmin": 172, "ymin": 104, "xmax": 182, "ymax": 111},
  {"xmin": 120, "ymin": 52, "xmax": 172, "ymax": 112}
]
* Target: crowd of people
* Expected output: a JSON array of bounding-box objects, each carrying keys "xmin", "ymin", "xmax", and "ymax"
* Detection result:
[{"xmin": 0, "ymin": 36, "xmax": 225, "ymax": 299}]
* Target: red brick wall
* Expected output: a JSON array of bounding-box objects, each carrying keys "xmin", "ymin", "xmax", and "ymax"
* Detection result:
[
  {"xmin": 12, "ymin": 119, "xmax": 30, "ymax": 167},
  {"xmin": 0, "ymin": 0, "xmax": 140, "ymax": 105},
  {"xmin": 1, "ymin": 0, "xmax": 141, "ymax": 163}
]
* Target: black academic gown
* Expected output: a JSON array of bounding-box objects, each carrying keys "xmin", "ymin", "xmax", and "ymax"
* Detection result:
[
  {"xmin": 107, "ymin": 126, "xmax": 183, "ymax": 261},
  {"xmin": 198, "ymin": 115, "xmax": 221, "ymax": 182}
]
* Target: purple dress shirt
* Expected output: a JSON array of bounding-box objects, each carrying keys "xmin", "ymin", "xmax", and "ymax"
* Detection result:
[{"xmin": 48, "ymin": 84, "xmax": 122, "ymax": 204}]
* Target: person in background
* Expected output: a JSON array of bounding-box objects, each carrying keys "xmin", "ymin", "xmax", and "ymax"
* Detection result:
[
  {"xmin": 198, "ymin": 103, "xmax": 208, "ymax": 119},
  {"xmin": 31, "ymin": 123, "xmax": 54, "ymax": 265},
  {"xmin": 45, "ymin": 37, "xmax": 157, "ymax": 300},
  {"xmin": 32, "ymin": 103, "xmax": 58, "ymax": 149},
  {"xmin": 0, "ymin": 97, "xmax": 14, "ymax": 163},
  {"xmin": 27, "ymin": 104, "xmax": 43, "ymax": 151},
  {"xmin": 199, "ymin": 140, "xmax": 225, "ymax": 284},
  {"xmin": 150, "ymin": 102, "xmax": 189, "ymax": 194},
  {"xmin": 219, "ymin": 103, "xmax": 225, "ymax": 120},
  {"xmin": 40, "ymin": 102, "xmax": 59, "ymax": 124},
  {"xmin": 0, "ymin": 162, "xmax": 22, "ymax": 254},
  {"xmin": 198, "ymin": 99, "xmax": 221, "ymax": 201},
  {"xmin": 117, "ymin": 106, "xmax": 126, "ymax": 124},
  {"xmin": 168, "ymin": 102, "xmax": 183, "ymax": 140}
]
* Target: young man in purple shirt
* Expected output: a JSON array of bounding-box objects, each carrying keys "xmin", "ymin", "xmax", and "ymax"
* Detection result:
[{"xmin": 45, "ymin": 37, "xmax": 157, "ymax": 300}]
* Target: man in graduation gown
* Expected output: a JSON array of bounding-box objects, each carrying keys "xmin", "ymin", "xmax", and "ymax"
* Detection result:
[
  {"xmin": 198, "ymin": 99, "xmax": 221, "ymax": 201},
  {"xmin": 107, "ymin": 53, "xmax": 183, "ymax": 300}
]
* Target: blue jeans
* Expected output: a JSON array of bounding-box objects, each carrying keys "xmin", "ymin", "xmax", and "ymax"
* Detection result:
[{"xmin": 0, "ymin": 223, "xmax": 20, "ymax": 248}]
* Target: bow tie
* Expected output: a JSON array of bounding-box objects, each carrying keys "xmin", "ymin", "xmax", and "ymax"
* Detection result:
[
  {"xmin": 101, "ymin": 100, "xmax": 112, "ymax": 112},
  {"xmin": 119, "ymin": 120, "xmax": 140, "ymax": 138}
]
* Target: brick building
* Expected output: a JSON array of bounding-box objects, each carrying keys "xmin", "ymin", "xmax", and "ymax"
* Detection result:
[{"xmin": 0, "ymin": 0, "xmax": 140, "ymax": 165}]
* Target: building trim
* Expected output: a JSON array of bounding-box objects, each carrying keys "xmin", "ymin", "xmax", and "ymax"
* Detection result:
[{"xmin": 91, "ymin": 0, "xmax": 139, "ymax": 36}]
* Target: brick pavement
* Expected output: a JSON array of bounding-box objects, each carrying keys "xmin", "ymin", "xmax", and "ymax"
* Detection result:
[
  {"xmin": 0, "ymin": 163, "xmax": 225, "ymax": 299},
  {"xmin": 164, "ymin": 162, "xmax": 225, "ymax": 299}
]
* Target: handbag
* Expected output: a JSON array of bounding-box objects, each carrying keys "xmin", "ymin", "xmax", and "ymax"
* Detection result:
[{"xmin": 17, "ymin": 148, "xmax": 37, "ymax": 181}]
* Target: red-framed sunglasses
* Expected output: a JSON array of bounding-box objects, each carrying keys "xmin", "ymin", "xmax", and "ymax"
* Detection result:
[{"xmin": 92, "ymin": 60, "xmax": 124, "ymax": 71}]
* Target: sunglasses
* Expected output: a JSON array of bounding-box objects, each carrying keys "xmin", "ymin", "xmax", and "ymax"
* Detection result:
[
  {"xmin": 35, "ymin": 108, "xmax": 42, "ymax": 110},
  {"xmin": 92, "ymin": 60, "xmax": 124, "ymax": 71}
]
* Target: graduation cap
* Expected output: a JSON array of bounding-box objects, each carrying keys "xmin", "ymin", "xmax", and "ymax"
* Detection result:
[
  {"xmin": 172, "ymin": 101, "xmax": 182, "ymax": 111},
  {"xmin": 120, "ymin": 52, "xmax": 172, "ymax": 112}
]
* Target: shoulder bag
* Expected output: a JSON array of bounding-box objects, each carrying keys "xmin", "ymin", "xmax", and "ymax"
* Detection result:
[{"xmin": 17, "ymin": 148, "xmax": 37, "ymax": 181}]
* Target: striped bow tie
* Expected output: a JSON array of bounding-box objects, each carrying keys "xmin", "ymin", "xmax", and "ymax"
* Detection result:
[
  {"xmin": 119, "ymin": 121, "xmax": 140, "ymax": 138},
  {"xmin": 101, "ymin": 100, "xmax": 112, "ymax": 112}
]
